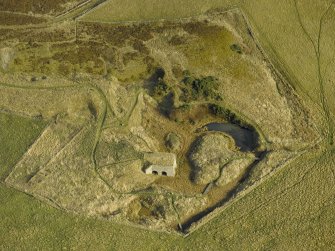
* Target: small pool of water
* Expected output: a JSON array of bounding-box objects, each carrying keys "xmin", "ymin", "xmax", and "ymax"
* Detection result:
[{"xmin": 205, "ymin": 122, "xmax": 259, "ymax": 151}]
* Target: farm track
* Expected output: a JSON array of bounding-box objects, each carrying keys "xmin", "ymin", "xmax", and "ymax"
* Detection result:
[
  {"xmin": 0, "ymin": 79, "xmax": 264, "ymax": 232},
  {"xmin": 0, "ymin": 0, "xmax": 108, "ymax": 30},
  {"xmin": 293, "ymin": 0, "xmax": 334, "ymax": 146},
  {"xmin": 0, "ymin": 80, "xmax": 188, "ymax": 229},
  {"xmin": 54, "ymin": 0, "xmax": 108, "ymax": 22},
  {"xmin": 0, "ymin": 81, "xmax": 109, "ymax": 183},
  {"xmin": 1, "ymin": 1, "xmax": 334, "ymax": 235},
  {"xmin": 242, "ymin": 1, "xmax": 334, "ymax": 145}
]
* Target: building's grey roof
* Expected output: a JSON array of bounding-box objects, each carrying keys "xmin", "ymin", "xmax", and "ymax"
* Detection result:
[{"xmin": 144, "ymin": 152, "xmax": 177, "ymax": 167}]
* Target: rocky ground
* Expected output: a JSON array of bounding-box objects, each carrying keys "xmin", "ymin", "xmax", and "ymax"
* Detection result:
[{"xmin": 0, "ymin": 8, "xmax": 319, "ymax": 232}]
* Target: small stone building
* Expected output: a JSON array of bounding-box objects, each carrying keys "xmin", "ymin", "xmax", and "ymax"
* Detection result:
[{"xmin": 143, "ymin": 152, "xmax": 177, "ymax": 177}]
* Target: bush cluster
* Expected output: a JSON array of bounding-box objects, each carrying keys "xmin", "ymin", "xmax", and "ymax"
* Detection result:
[
  {"xmin": 153, "ymin": 78, "xmax": 170, "ymax": 97},
  {"xmin": 230, "ymin": 43, "xmax": 242, "ymax": 54},
  {"xmin": 209, "ymin": 104, "xmax": 253, "ymax": 130},
  {"xmin": 180, "ymin": 72, "xmax": 221, "ymax": 102}
]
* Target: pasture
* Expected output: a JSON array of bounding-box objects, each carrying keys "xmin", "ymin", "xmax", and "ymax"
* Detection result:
[{"xmin": 0, "ymin": 0, "xmax": 334, "ymax": 250}]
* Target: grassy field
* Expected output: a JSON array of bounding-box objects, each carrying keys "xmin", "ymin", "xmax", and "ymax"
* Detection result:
[
  {"xmin": 0, "ymin": 12, "xmax": 47, "ymax": 25},
  {"xmin": 0, "ymin": 0, "xmax": 82, "ymax": 15},
  {"xmin": 241, "ymin": 0, "xmax": 335, "ymax": 144},
  {"xmin": 81, "ymin": 0, "xmax": 335, "ymax": 141},
  {"xmin": 1, "ymin": 0, "xmax": 335, "ymax": 250},
  {"xmin": 0, "ymin": 114, "xmax": 176, "ymax": 249},
  {"xmin": 81, "ymin": 0, "xmax": 334, "ymax": 113},
  {"xmin": 0, "ymin": 112, "xmax": 46, "ymax": 180},
  {"xmin": 0, "ymin": 114, "xmax": 334, "ymax": 250},
  {"xmin": 80, "ymin": 0, "xmax": 240, "ymax": 22}
]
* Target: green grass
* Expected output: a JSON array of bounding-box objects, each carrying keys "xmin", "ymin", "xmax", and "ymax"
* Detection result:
[
  {"xmin": 240, "ymin": 0, "xmax": 335, "ymax": 145},
  {"xmin": 0, "ymin": 112, "xmax": 47, "ymax": 180},
  {"xmin": 0, "ymin": 186, "xmax": 182, "ymax": 250},
  {"xmin": 80, "ymin": 0, "xmax": 240, "ymax": 23},
  {"xmin": 191, "ymin": 148, "xmax": 335, "ymax": 250},
  {"xmin": 0, "ymin": 110, "xmax": 176, "ymax": 248},
  {"xmin": 0, "ymin": 112, "xmax": 174, "ymax": 250},
  {"xmin": 1, "ymin": 0, "xmax": 335, "ymax": 250},
  {"xmin": 0, "ymin": 117, "xmax": 333, "ymax": 249}
]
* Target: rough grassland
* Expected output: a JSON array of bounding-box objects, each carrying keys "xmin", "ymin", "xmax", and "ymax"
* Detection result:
[
  {"xmin": 81, "ymin": 0, "xmax": 335, "ymax": 115},
  {"xmin": 0, "ymin": 0, "xmax": 82, "ymax": 15},
  {"xmin": 0, "ymin": 112, "xmax": 175, "ymax": 249},
  {"xmin": 1, "ymin": 0, "xmax": 335, "ymax": 250},
  {"xmin": 0, "ymin": 12, "xmax": 47, "ymax": 26},
  {"xmin": 1, "ymin": 115, "xmax": 334, "ymax": 250},
  {"xmin": 80, "ymin": 0, "xmax": 240, "ymax": 22},
  {"xmin": 0, "ymin": 113, "xmax": 46, "ymax": 180},
  {"xmin": 192, "ymin": 148, "xmax": 335, "ymax": 250},
  {"xmin": 242, "ymin": 0, "xmax": 335, "ymax": 113},
  {"xmin": 241, "ymin": 0, "xmax": 335, "ymax": 144}
]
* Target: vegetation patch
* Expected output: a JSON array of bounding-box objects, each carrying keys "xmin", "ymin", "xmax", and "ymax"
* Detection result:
[
  {"xmin": 230, "ymin": 43, "xmax": 242, "ymax": 54},
  {"xmin": 0, "ymin": 112, "xmax": 46, "ymax": 180},
  {"xmin": 0, "ymin": 4, "xmax": 322, "ymax": 239},
  {"xmin": 79, "ymin": 0, "xmax": 240, "ymax": 23},
  {"xmin": 180, "ymin": 72, "xmax": 222, "ymax": 102},
  {"xmin": 0, "ymin": 12, "xmax": 47, "ymax": 25},
  {"xmin": 0, "ymin": 0, "xmax": 82, "ymax": 15},
  {"xmin": 209, "ymin": 104, "xmax": 254, "ymax": 130},
  {"xmin": 0, "ymin": 0, "xmax": 334, "ymax": 249}
]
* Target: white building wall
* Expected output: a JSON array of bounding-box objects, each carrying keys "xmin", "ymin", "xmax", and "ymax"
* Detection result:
[{"xmin": 145, "ymin": 165, "xmax": 176, "ymax": 177}]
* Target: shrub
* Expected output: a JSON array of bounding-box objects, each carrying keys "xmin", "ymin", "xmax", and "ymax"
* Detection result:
[
  {"xmin": 230, "ymin": 44, "xmax": 242, "ymax": 54},
  {"xmin": 181, "ymin": 73, "xmax": 220, "ymax": 100},
  {"xmin": 209, "ymin": 104, "xmax": 254, "ymax": 130},
  {"xmin": 153, "ymin": 78, "xmax": 169, "ymax": 96}
]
